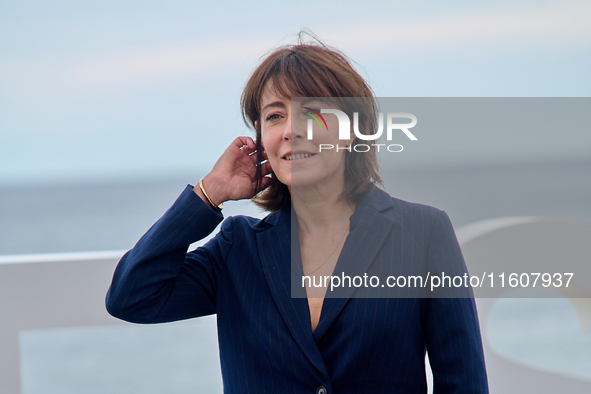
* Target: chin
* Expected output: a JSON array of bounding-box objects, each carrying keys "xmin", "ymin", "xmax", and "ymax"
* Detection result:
[
  {"xmin": 288, "ymin": 177, "xmax": 322, "ymax": 189},
  {"xmin": 275, "ymin": 171, "xmax": 317, "ymax": 188}
]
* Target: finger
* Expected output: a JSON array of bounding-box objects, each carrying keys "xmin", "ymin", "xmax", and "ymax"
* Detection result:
[
  {"xmin": 238, "ymin": 137, "xmax": 257, "ymax": 155},
  {"xmin": 255, "ymin": 175, "xmax": 273, "ymax": 193},
  {"xmin": 260, "ymin": 175, "xmax": 273, "ymax": 190},
  {"xmin": 247, "ymin": 148, "xmax": 268, "ymax": 165},
  {"xmin": 247, "ymin": 151, "xmax": 260, "ymax": 166},
  {"xmin": 260, "ymin": 161, "xmax": 273, "ymax": 177},
  {"xmin": 232, "ymin": 136, "xmax": 254, "ymax": 150}
]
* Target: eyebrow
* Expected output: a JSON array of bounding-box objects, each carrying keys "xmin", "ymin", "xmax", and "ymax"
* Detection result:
[
  {"xmin": 301, "ymin": 98, "xmax": 335, "ymax": 108},
  {"xmin": 261, "ymin": 101, "xmax": 287, "ymax": 113},
  {"xmin": 301, "ymin": 98, "xmax": 323, "ymax": 106}
]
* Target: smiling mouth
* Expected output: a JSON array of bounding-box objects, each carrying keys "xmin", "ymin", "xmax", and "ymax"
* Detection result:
[{"xmin": 284, "ymin": 153, "xmax": 316, "ymax": 161}]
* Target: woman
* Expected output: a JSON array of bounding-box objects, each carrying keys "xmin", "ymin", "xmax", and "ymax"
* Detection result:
[{"xmin": 106, "ymin": 40, "xmax": 488, "ymax": 393}]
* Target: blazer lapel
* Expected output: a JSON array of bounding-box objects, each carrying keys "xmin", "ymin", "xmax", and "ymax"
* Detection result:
[
  {"xmin": 257, "ymin": 208, "xmax": 329, "ymax": 376},
  {"xmin": 257, "ymin": 187, "xmax": 398, "ymax": 369},
  {"xmin": 313, "ymin": 187, "xmax": 398, "ymax": 342}
]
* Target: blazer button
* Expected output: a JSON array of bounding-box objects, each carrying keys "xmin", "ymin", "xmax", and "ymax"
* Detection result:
[{"xmin": 316, "ymin": 386, "xmax": 328, "ymax": 394}]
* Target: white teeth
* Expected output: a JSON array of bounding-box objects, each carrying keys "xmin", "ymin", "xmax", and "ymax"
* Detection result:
[{"xmin": 285, "ymin": 153, "xmax": 313, "ymax": 160}]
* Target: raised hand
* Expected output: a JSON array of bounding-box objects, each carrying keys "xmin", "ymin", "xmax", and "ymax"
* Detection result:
[{"xmin": 194, "ymin": 136, "xmax": 273, "ymax": 207}]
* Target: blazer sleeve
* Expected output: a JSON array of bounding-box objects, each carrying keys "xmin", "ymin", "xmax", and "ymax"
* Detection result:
[
  {"xmin": 424, "ymin": 210, "xmax": 489, "ymax": 393},
  {"xmin": 105, "ymin": 185, "xmax": 233, "ymax": 324}
]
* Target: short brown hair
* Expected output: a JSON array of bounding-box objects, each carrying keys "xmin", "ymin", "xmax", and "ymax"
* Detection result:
[{"xmin": 241, "ymin": 38, "xmax": 382, "ymax": 212}]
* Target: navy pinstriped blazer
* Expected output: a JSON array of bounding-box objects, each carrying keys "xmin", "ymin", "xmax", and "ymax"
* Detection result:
[{"xmin": 106, "ymin": 184, "xmax": 488, "ymax": 393}]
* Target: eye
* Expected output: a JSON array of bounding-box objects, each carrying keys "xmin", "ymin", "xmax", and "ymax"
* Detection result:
[{"xmin": 265, "ymin": 113, "xmax": 282, "ymax": 122}]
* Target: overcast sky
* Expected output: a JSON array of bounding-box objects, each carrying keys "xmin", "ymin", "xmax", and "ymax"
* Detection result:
[{"xmin": 1, "ymin": 0, "xmax": 590, "ymax": 186}]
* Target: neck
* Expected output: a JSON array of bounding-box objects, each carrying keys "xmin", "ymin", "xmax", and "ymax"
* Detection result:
[{"xmin": 290, "ymin": 181, "xmax": 355, "ymax": 237}]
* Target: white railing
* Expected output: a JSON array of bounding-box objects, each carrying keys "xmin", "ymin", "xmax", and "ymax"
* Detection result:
[
  {"xmin": 2, "ymin": 218, "xmax": 591, "ymax": 393},
  {"xmin": 0, "ymin": 251, "xmax": 125, "ymax": 393}
]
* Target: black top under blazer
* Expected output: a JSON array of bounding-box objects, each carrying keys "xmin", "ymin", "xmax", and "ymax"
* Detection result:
[{"xmin": 106, "ymin": 184, "xmax": 489, "ymax": 393}]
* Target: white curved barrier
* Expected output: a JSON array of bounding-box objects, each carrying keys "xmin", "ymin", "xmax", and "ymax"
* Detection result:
[{"xmin": 458, "ymin": 218, "xmax": 591, "ymax": 393}]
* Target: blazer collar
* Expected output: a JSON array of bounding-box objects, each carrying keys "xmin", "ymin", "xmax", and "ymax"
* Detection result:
[
  {"xmin": 257, "ymin": 186, "xmax": 398, "ymax": 374},
  {"xmin": 257, "ymin": 207, "xmax": 330, "ymax": 376},
  {"xmin": 313, "ymin": 186, "xmax": 397, "ymax": 341},
  {"xmin": 349, "ymin": 185, "xmax": 397, "ymax": 230}
]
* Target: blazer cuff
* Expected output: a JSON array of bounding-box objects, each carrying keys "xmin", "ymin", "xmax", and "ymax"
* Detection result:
[{"xmin": 133, "ymin": 185, "xmax": 225, "ymax": 250}]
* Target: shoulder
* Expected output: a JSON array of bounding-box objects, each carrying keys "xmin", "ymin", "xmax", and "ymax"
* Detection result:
[
  {"xmin": 362, "ymin": 185, "xmax": 446, "ymax": 224},
  {"xmin": 219, "ymin": 208, "xmax": 286, "ymax": 234},
  {"xmin": 393, "ymin": 195, "xmax": 444, "ymax": 219},
  {"xmin": 210, "ymin": 209, "xmax": 288, "ymax": 262},
  {"xmin": 351, "ymin": 186, "xmax": 455, "ymax": 247}
]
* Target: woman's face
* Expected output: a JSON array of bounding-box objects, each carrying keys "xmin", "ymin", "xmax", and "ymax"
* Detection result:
[{"xmin": 259, "ymin": 81, "xmax": 352, "ymax": 191}]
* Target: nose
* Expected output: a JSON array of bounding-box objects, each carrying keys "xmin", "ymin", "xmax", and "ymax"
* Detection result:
[
  {"xmin": 283, "ymin": 107, "xmax": 306, "ymax": 141},
  {"xmin": 282, "ymin": 116, "xmax": 292, "ymax": 141}
]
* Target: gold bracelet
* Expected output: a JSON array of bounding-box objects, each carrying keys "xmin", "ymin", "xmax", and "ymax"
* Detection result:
[{"xmin": 199, "ymin": 178, "xmax": 224, "ymax": 212}]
